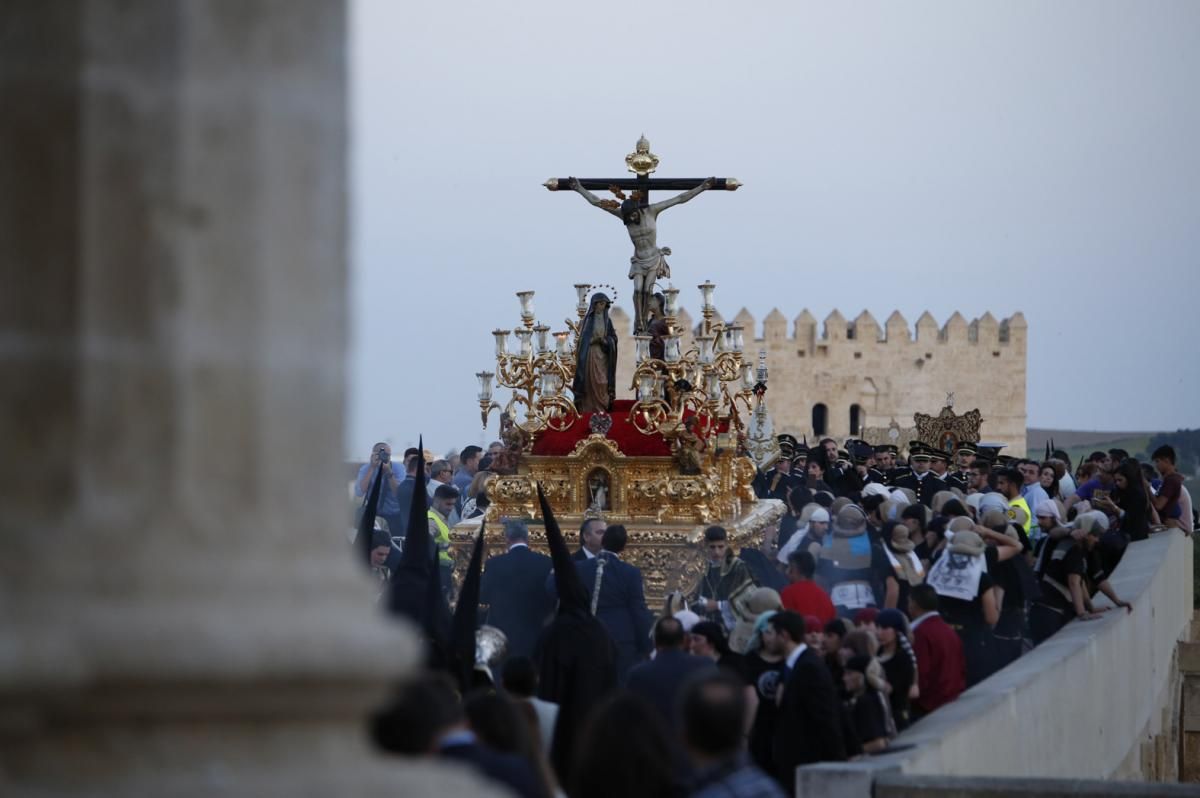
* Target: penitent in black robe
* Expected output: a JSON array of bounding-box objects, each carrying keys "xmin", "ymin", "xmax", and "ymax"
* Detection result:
[{"xmin": 533, "ymin": 484, "xmax": 617, "ymax": 785}]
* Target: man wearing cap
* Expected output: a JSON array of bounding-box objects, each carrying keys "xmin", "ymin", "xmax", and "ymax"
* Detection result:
[
  {"xmin": 1029, "ymin": 512, "xmax": 1132, "ymax": 645},
  {"xmin": 848, "ymin": 440, "xmax": 878, "ymax": 488},
  {"xmin": 940, "ymin": 441, "xmax": 969, "ymax": 492},
  {"xmin": 925, "ymin": 521, "xmax": 1021, "ymax": 686},
  {"xmin": 759, "ymin": 435, "xmax": 801, "ymax": 501},
  {"xmin": 926, "ymin": 446, "xmax": 951, "ymax": 485},
  {"xmin": 976, "ymin": 507, "xmax": 1035, "ymax": 669},
  {"xmin": 792, "ymin": 438, "xmax": 810, "ymax": 473},
  {"xmin": 892, "ymin": 443, "xmax": 942, "ymax": 508},
  {"xmin": 881, "ymin": 444, "xmax": 907, "ymax": 481},
  {"xmin": 954, "ymin": 443, "xmax": 977, "ymax": 483},
  {"xmin": 777, "ymin": 505, "xmax": 831, "ymax": 564},
  {"xmin": 841, "ymin": 653, "xmax": 895, "ymax": 753},
  {"xmin": 814, "ymin": 504, "xmax": 895, "ymax": 620}
]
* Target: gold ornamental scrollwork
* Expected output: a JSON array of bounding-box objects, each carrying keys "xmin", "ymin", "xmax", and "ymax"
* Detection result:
[
  {"xmin": 914, "ymin": 405, "xmax": 984, "ymax": 455},
  {"xmin": 482, "ymin": 434, "xmax": 756, "ymax": 526}
]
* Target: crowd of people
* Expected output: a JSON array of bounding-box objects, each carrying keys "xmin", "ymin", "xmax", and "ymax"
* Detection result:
[{"xmin": 353, "ymin": 434, "xmax": 1194, "ymax": 797}]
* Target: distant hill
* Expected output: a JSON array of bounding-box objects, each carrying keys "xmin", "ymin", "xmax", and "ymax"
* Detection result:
[
  {"xmin": 1028, "ymin": 427, "xmax": 1199, "ymax": 476},
  {"xmin": 1027, "ymin": 428, "xmax": 1155, "ymax": 452}
]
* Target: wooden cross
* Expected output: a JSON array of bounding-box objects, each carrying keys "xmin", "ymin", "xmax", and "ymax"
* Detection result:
[{"xmin": 543, "ymin": 135, "xmax": 740, "ymax": 206}]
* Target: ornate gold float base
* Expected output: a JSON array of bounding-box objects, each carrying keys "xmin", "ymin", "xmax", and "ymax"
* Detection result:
[
  {"xmin": 488, "ymin": 434, "xmax": 758, "ymax": 524},
  {"xmin": 450, "ymin": 499, "xmax": 785, "ymax": 610},
  {"xmin": 448, "ymin": 432, "xmax": 782, "ymax": 608}
]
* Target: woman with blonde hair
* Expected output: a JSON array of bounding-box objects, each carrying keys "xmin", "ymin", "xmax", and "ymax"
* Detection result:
[{"xmin": 460, "ymin": 471, "xmax": 495, "ymax": 520}]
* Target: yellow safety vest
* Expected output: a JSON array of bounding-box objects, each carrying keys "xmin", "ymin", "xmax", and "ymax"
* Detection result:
[
  {"xmin": 427, "ymin": 510, "xmax": 453, "ymax": 565},
  {"xmin": 1008, "ymin": 496, "xmax": 1032, "ymax": 534}
]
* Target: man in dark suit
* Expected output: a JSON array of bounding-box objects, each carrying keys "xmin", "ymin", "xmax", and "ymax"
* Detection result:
[
  {"xmin": 764, "ymin": 611, "xmax": 846, "ymax": 786},
  {"xmin": 480, "ymin": 520, "xmax": 554, "ymax": 661},
  {"xmin": 571, "ymin": 516, "xmax": 605, "ymax": 562},
  {"xmin": 550, "ymin": 524, "xmax": 654, "ymax": 683},
  {"xmin": 907, "ymin": 584, "xmax": 966, "ymax": 717},
  {"xmin": 627, "ymin": 616, "xmax": 715, "ymax": 728}
]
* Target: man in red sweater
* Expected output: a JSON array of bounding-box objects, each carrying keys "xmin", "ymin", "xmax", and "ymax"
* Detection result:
[
  {"xmin": 906, "ymin": 583, "xmax": 965, "ymax": 717},
  {"xmin": 780, "ymin": 551, "xmax": 836, "ymax": 623}
]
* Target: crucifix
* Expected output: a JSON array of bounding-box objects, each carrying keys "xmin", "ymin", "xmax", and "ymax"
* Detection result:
[{"xmin": 545, "ymin": 136, "xmax": 741, "ymax": 334}]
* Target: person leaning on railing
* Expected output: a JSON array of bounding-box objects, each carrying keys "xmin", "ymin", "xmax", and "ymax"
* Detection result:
[{"xmin": 1029, "ymin": 509, "xmax": 1132, "ymax": 645}]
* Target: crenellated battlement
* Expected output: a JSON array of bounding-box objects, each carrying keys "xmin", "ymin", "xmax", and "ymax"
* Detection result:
[
  {"xmin": 609, "ymin": 306, "xmax": 1027, "ymax": 347},
  {"xmin": 609, "ymin": 306, "xmax": 1028, "ymax": 454}
]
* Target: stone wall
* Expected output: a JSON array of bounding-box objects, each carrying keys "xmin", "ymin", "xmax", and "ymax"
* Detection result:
[{"xmin": 611, "ymin": 306, "xmax": 1027, "ymax": 456}]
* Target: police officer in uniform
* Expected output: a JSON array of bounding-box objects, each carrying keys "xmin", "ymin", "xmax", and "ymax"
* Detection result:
[
  {"xmin": 793, "ymin": 439, "xmax": 810, "ymax": 485},
  {"xmin": 847, "ymin": 440, "xmax": 877, "ymax": 489},
  {"xmin": 929, "ymin": 446, "xmax": 963, "ymax": 494},
  {"xmin": 868, "ymin": 444, "xmax": 891, "ymax": 486},
  {"xmin": 953, "ymin": 442, "xmax": 978, "ymax": 486},
  {"xmin": 884, "ymin": 444, "xmax": 910, "ymax": 485},
  {"xmin": 892, "ymin": 443, "xmax": 943, "ymax": 508},
  {"xmin": 758, "ymin": 434, "xmax": 801, "ymax": 501}
]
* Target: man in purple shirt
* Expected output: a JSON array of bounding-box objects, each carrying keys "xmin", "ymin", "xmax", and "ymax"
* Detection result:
[{"xmin": 1067, "ymin": 462, "xmax": 1116, "ymax": 511}]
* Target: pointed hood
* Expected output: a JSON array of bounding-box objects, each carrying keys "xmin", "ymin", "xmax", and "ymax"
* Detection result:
[
  {"xmin": 399, "ymin": 438, "xmax": 430, "ymax": 569},
  {"xmin": 357, "ymin": 458, "xmax": 385, "ymax": 565},
  {"xmin": 539, "ymin": 483, "xmax": 589, "ymax": 612},
  {"xmin": 387, "ymin": 437, "xmax": 451, "ymax": 657},
  {"xmin": 534, "ymin": 483, "xmax": 618, "ymax": 785},
  {"xmin": 450, "ymin": 518, "xmax": 487, "ymax": 691}
]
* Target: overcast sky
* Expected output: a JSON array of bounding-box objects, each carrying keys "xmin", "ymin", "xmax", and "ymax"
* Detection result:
[{"xmin": 347, "ymin": 0, "xmax": 1200, "ymax": 458}]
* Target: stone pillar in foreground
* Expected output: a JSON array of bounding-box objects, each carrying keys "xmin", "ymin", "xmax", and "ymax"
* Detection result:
[{"xmin": 0, "ymin": 3, "xmax": 493, "ymax": 794}]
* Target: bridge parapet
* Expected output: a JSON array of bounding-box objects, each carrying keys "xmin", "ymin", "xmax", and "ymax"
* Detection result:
[{"xmin": 799, "ymin": 529, "xmax": 1195, "ymax": 796}]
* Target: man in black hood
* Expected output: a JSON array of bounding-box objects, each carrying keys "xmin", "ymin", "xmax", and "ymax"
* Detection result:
[
  {"xmin": 533, "ymin": 484, "xmax": 617, "ymax": 785},
  {"xmin": 386, "ymin": 438, "xmax": 453, "ymax": 669}
]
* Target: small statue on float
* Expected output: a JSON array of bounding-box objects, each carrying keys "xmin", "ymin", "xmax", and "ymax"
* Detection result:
[{"xmin": 671, "ymin": 416, "xmax": 706, "ymax": 475}]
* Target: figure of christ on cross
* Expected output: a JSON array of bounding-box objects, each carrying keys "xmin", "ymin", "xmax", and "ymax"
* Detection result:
[{"xmin": 567, "ymin": 175, "xmax": 715, "ymax": 335}]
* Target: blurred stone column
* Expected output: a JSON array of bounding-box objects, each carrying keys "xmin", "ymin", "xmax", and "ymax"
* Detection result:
[{"xmin": 0, "ymin": 2, "xmax": 490, "ymax": 794}]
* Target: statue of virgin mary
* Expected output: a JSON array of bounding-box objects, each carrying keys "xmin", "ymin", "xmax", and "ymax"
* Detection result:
[{"xmin": 571, "ymin": 293, "xmax": 618, "ymax": 414}]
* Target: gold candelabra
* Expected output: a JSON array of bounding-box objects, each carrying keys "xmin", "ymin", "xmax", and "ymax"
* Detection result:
[
  {"xmin": 477, "ymin": 287, "xmax": 592, "ymax": 436},
  {"xmin": 627, "ymin": 281, "xmax": 760, "ymax": 444},
  {"xmin": 478, "ymin": 282, "xmax": 767, "ymax": 451}
]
